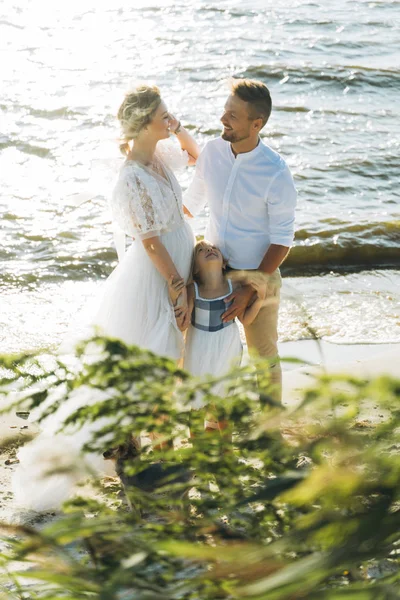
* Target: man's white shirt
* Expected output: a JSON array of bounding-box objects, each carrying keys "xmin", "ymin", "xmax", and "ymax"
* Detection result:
[{"xmin": 184, "ymin": 137, "xmax": 297, "ymax": 270}]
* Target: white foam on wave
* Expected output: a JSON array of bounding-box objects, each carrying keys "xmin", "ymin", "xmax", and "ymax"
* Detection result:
[{"xmin": 279, "ymin": 270, "xmax": 400, "ymax": 345}]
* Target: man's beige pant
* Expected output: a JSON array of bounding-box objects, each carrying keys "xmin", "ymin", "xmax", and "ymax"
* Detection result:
[{"xmin": 243, "ymin": 269, "xmax": 282, "ymax": 403}]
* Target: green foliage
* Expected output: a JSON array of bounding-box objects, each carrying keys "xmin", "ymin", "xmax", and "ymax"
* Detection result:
[{"xmin": 0, "ymin": 337, "xmax": 399, "ymax": 599}]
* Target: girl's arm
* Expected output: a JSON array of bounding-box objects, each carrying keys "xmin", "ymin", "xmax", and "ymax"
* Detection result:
[
  {"xmin": 169, "ymin": 115, "xmax": 200, "ymax": 164},
  {"xmin": 239, "ymin": 297, "xmax": 263, "ymax": 326}
]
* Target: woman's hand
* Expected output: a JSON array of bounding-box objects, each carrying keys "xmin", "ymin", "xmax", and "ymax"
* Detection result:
[
  {"xmin": 168, "ymin": 275, "xmax": 185, "ymax": 306},
  {"xmin": 173, "ymin": 286, "xmax": 190, "ymax": 331},
  {"xmin": 167, "ymin": 113, "xmax": 200, "ymax": 163},
  {"xmin": 174, "ymin": 305, "xmax": 191, "ymax": 331},
  {"xmin": 168, "ymin": 113, "xmax": 181, "ymax": 135}
]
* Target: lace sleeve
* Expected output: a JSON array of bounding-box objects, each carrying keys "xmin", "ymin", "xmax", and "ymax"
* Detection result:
[
  {"xmin": 111, "ymin": 167, "xmax": 162, "ymax": 240},
  {"xmin": 155, "ymin": 138, "xmax": 189, "ymax": 171}
]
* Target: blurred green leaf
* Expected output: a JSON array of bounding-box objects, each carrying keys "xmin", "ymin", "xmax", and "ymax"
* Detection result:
[{"xmin": 0, "ymin": 337, "xmax": 399, "ymax": 599}]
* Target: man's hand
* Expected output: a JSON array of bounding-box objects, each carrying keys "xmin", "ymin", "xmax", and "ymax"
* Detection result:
[{"xmin": 222, "ymin": 285, "xmax": 254, "ymax": 323}]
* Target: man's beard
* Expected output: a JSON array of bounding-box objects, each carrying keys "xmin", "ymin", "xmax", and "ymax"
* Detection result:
[{"xmin": 221, "ymin": 129, "xmax": 249, "ymax": 143}]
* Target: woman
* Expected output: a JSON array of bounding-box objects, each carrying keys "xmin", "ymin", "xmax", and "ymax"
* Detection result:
[
  {"xmin": 12, "ymin": 86, "xmax": 200, "ymax": 511},
  {"xmin": 94, "ymin": 84, "xmax": 199, "ymax": 360}
]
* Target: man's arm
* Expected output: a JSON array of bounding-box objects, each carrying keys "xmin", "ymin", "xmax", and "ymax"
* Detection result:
[
  {"xmin": 223, "ymin": 165, "xmax": 296, "ymax": 323},
  {"xmin": 183, "ymin": 148, "xmax": 207, "ymax": 217},
  {"xmin": 258, "ymin": 244, "xmax": 290, "ymax": 274},
  {"xmin": 264, "ymin": 164, "xmax": 296, "ymax": 260},
  {"xmin": 222, "ymin": 246, "xmax": 289, "ymax": 323}
]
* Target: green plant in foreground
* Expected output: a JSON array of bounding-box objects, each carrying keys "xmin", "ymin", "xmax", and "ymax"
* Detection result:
[{"xmin": 0, "ymin": 337, "xmax": 399, "ymax": 599}]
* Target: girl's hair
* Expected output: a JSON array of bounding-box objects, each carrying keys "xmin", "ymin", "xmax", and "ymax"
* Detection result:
[
  {"xmin": 117, "ymin": 85, "xmax": 162, "ymax": 155},
  {"xmin": 189, "ymin": 240, "xmax": 225, "ymax": 283}
]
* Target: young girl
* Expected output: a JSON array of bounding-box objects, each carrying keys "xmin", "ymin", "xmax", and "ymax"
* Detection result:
[{"xmin": 173, "ymin": 240, "xmax": 267, "ymax": 429}]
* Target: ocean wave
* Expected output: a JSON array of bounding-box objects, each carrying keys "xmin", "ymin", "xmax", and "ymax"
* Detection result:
[
  {"xmin": 305, "ymin": 154, "xmax": 399, "ymax": 180},
  {"xmin": 276, "ymin": 106, "xmax": 310, "ymax": 113},
  {"xmin": 27, "ymin": 106, "xmax": 82, "ymax": 119},
  {"xmin": 2, "ymin": 222, "xmax": 398, "ymax": 288},
  {"xmin": 295, "ymin": 221, "xmax": 399, "ymax": 240},
  {"xmin": 0, "ymin": 19, "xmax": 24, "ymax": 29},
  {"xmin": 0, "ymin": 140, "xmax": 52, "ymax": 158},
  {"xmin": 0, "ymin": 104, "xmax": 84, "ymax": 120},
  {"xmin": 0, "ymin": 259, "xmax": 113, "ymax": 289},
  {"xmin": 239, "ymin": 64, "xmax": 400, "ymax": 90},
  {"xmin": 284, "ymin": 221, "xmax": 400, "ymax": 274},
  {"xmin": 285, "ymin": 18, "xmax": 394, "ymax": 30}
]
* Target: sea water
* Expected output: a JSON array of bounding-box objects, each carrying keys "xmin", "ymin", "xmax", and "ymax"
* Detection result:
[{"xmin": 1, "ymin": 0, "xmax": 399, "ymax": 353}]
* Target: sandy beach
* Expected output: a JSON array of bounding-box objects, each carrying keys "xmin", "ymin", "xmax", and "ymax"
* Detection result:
[
  {"xmin": 280, "ymin": 340, "xmax": 399, "ymax": 408},
  {"xmin": 1, "ymin": 341, "xmax": 398, "ymax": 526}
]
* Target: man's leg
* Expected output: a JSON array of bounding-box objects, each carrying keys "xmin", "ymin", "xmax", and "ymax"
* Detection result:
[{"xmin": 244, "ymin": 270, "xmax": 282, "ymax": 403}]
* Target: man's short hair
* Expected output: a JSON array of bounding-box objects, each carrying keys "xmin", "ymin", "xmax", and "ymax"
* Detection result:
[{"xmin": 230, "ymin": 78, "xmax": 272, "ymax": 127}]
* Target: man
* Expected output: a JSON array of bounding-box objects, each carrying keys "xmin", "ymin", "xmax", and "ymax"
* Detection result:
[{"xmin": 183, "ymin": 78, "xmax": 297, "ymax": 403}]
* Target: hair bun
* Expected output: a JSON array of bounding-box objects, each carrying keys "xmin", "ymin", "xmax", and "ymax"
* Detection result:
[{"xmin": 117, "ymin": 85, "xmax": 161, "ymax": 149}]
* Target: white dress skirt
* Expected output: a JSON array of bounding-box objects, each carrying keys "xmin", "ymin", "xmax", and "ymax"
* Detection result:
[
  {"xmin": 68, "ymin": 145, "xmax": 196, "ymax": 361},
  {"xmin": 183, "ymin": 281, "xmax": 243, "ymax": 409},
  {"xmin": 92, "ymin": 221, "xmax": 194, "ymax": 360}
]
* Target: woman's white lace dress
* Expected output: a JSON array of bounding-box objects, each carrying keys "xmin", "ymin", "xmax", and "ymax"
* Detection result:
[{"xmin": 92, "ymin": 143, "xmax": 195, "ymax": 360}]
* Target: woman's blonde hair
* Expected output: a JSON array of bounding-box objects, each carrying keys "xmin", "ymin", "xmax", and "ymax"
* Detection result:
[{"xmin": 117, "ymin": 85, "xmax": 162, "ymax": 155}]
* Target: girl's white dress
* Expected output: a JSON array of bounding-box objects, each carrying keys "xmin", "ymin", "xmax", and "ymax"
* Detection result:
[
  {"xmin": 12, "ymin": 143, "xmax": 195, "ymax": 511},
  {"xmin": 183, "ymin": 279, "xmax": 243, "ymax": 409}
]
